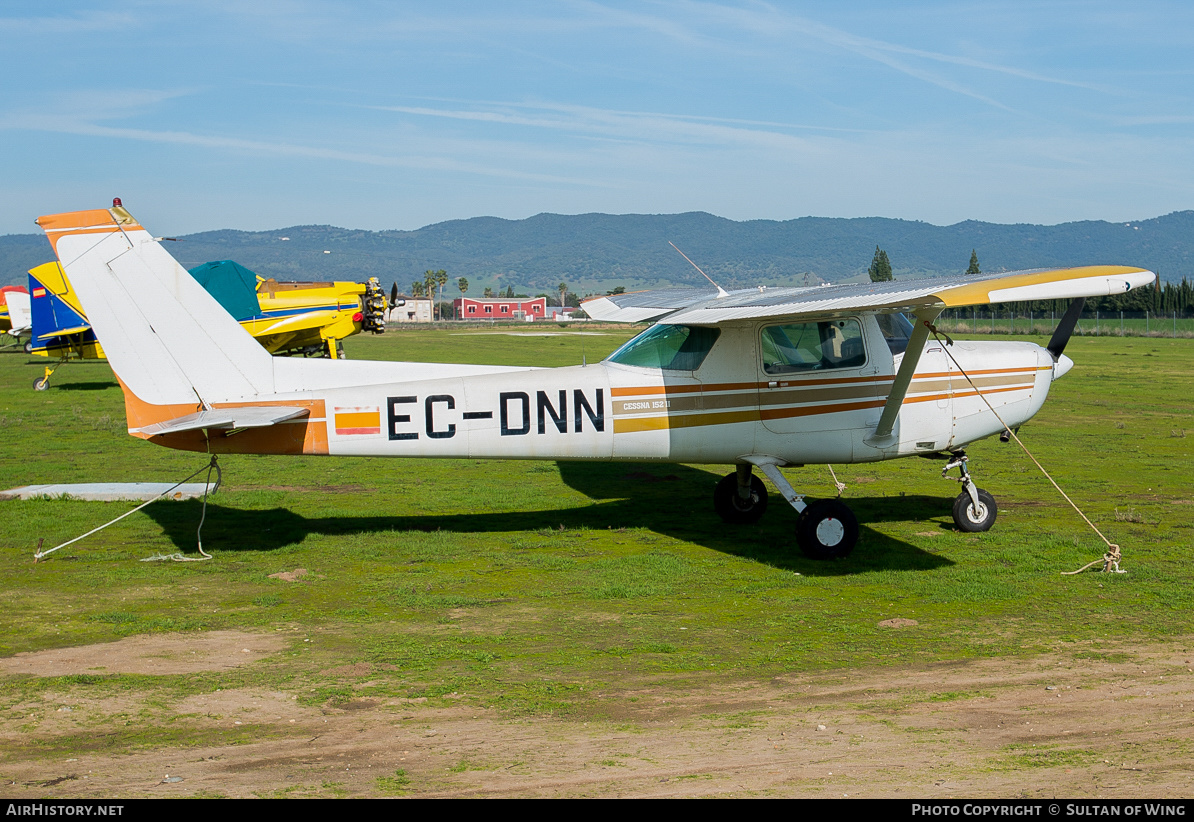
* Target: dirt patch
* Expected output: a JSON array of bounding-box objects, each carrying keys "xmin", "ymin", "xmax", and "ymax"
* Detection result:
[
  {"xmin": 269, "ymin": 569, "xmax": 310, "ymax": 582},
  {"xmin": 320, "ymin": 662, "xmax": 396, "ymax": 678},
  {"xmin": 4, "ymin": 638, "xmax": 1194, "ymax": 797},
  {"xmin": 878, "ymin": 618, "xmax": 919, "ymax": 628},
  {"xmin": 0, "ymin": 630, "xmax": 288, "ymax": 677}
]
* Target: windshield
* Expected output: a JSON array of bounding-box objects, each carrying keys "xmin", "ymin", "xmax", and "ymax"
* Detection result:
[{"xmin": 607, "ymin": 324, "xmax": 720, "ymax": 371}]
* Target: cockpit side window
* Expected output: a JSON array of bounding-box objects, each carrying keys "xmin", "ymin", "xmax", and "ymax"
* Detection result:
[
  {"xmin": 761, "ymin": 319, "xmax": 866, "ymax": 375},
  {"xmin": 875, "ymin": 312, "xmax": 914, "ymax": 355},
  {"xmin": 607, "ymin": 324, "xmax": 720, "ymax": 371}
]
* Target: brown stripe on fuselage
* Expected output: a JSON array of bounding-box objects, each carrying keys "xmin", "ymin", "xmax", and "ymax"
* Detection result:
[
  {"xmin": 614, "ymin": 371, "xmax": 1036, "ymax": 418},
  {"xmin": 612, "ymin": 371, "xmax": 1037, "ymax": 434}
]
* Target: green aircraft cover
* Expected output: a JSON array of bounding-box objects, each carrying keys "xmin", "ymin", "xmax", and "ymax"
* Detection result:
[{"xmin": 187, "ymin": 260, "xmax": 264, "ymax": 321}]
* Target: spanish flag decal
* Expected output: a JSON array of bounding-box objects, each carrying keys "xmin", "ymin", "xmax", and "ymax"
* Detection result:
[{"xmin": 334, "ymin": 406, "xmax": 381, "ymax": 436}]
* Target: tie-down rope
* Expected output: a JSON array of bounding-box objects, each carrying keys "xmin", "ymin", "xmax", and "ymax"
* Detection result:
[
  {"xmin": 925, "ymin": 323, "xmax": 1125, "ymax": 574},
  {"xmin": 33, "ymin": 455, "xmax": 221, "ymax": 563}
]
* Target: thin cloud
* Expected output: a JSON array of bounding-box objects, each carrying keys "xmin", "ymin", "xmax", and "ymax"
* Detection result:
[
  {"xmin": 589, "ymin": 1, "xmax": 1103, "ymax": 109},
  {"xmin": 0, "ymin": 9, "xmax": 136, "ymax": 33},
  {"xmin": 0, "ymin": 112, "xmax": 596, "ymax": 186},
  {"xmin": 370, "ymin": 100, "xmax": 817, "ymax": 152}
]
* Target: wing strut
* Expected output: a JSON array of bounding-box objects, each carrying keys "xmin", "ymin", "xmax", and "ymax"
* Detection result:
[{"xmin": 867, "ymin": 307, "xmax": 942, "ymax": 446}]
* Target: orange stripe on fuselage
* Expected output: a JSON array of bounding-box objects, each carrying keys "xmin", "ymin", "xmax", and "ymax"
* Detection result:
[
  {"xmin": 611, "ymin": 367, "xmax": 1041, "ymax": 401},
  {"xmin": 209, "ymin": 398, "xmax": 329, "ymax": 455}
]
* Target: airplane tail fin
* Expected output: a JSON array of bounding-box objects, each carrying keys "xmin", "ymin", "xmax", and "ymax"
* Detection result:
[
  {"xmin": 3, "ymin": 289, "xmax": 31, "ymax": 336},
  {"xmin": 37, "ymin": 203, "xmax": 275, "ymax": 409}
]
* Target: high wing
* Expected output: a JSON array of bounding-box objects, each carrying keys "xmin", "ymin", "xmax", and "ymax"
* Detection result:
[
  {"xmin": 582, "ymin": 265, "xmax": 1155, "ymax": 324},
  {"xmin": 585, "ymin": 264, "xmax": 1156, "ymax": 448}
]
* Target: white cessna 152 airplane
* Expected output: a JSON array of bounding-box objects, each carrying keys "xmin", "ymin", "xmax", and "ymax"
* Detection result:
[{"xmin": 37, "ymin": 202, "xmax": 1156, "ymax": 559}]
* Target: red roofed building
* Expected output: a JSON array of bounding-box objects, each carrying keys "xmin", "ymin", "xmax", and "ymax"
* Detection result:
[{"xmin": 454, "ymin": 296, "xmax": 548, "ymax": 321}]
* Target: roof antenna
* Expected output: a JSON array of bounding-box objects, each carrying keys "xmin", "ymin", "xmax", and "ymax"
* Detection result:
[{"xmin": 669, "ymin": 242, "xmax": 728, "ymax": 298}]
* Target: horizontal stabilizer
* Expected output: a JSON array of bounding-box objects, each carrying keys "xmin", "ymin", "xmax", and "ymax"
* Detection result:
[
  {"xmin": 38, "ymin": 324, "xmax": 91, "ymax": 340},
  {"xmin": 137, "ymin": 406, "xmax": 309, "ymax": 437},
  {"xmin": 582, "ymin": 287, "xmax": 727, "ymax": 322}
]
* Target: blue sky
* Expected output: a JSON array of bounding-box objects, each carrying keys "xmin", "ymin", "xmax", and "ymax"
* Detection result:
[{"xmin": 2, "ymin": 1, "xmax": 1192, "ymax": 235}]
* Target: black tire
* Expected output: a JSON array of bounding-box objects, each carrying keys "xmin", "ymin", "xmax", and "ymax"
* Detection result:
[
  {"xmin": 33, "ymin": 377, "xmax": 48, "ymax": 391},
  {"xmin": 713, "ymin": 473, "xmax": 768, "ymax": 524},
  {"xmin": 952, "ymin": 488, "xmax": 997, "ymax": 532},
  {"xmin": 24, "ymin": 341, "xmax": 33, "ymax": 354},
  {"xmin": 796, "ymin": 499, "xmax": 859, "ymax": 560}
]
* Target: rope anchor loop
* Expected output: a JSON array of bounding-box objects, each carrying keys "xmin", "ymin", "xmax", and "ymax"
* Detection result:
[{"xmin": 34, "ymin": 455, "xmax": 221, "ymax": 563}]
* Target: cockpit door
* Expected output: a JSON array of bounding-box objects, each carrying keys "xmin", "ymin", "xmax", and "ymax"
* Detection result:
[{"xmin": 756, "ymin": 318, "xmax": 877, "ymax": 446}]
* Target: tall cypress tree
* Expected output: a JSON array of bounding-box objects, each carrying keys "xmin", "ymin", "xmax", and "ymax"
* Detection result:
[
  {"xmin": 868, "ymin": 246, "xmax": 893, "ymax": 282},
  {"xmin": 966, "ymin": 250, "xmax": 981, "ymax": 275}
]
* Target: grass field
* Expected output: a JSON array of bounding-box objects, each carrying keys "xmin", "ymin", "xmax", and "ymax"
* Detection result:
[{"xmin": 1, "ymin": 326, "xmax": 1192, "ymax": 796}]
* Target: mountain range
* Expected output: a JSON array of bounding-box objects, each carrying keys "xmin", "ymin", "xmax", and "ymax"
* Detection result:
[{"xmin": 3, "ymin": 210, "xmax": 1191, "ymax": 296}]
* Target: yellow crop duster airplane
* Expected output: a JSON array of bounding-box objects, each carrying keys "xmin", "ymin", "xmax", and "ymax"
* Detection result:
[{"xmin": 37, "ymin": 203, "xmax": 1156, "ymax": 559}]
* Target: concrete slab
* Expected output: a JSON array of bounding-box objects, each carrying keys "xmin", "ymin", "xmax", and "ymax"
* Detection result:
[{"xmin": 0, "ymin": 483, "xmax": 217, "ymax": 502}]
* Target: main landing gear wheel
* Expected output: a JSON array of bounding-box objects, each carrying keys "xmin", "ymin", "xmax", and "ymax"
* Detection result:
[
  {"xmin": 714, "ymin": 473, "xmax": 768, "ymax": 524},
  {"xmin": 33, "ymin": 377, "xmax": 48, "ymax": 391},
  {"xmin": 952, "ymin": 488, "xmax": 997, "ymax": 532},
  {"xmin": 796, "ymin": 499, "xmax": 859, "ymax": 560}
]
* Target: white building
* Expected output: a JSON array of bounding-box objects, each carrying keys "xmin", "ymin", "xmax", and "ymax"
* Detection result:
[{"xmin": 390, "ymin": 297, "xmax": 433, "ymax": 323}]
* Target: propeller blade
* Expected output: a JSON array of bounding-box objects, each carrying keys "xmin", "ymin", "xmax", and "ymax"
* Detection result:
[{"xmin": 1047, "ymin": 297, "xmax": 1086, "ymax": 361}]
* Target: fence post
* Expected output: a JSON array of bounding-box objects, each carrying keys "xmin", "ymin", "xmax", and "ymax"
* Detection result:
[{"xmin": 1120, "ymin": 310, "xmax": 1124, "ymax": 336}]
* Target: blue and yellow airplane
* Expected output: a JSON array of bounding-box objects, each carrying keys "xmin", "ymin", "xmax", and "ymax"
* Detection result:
[{"xmin": 27, "ymin": 260, "xmax": 387, "ymax": 389}]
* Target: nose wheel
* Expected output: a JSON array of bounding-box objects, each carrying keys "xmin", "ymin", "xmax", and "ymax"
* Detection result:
[
  {"xmin": 943, "ymin": 451, "xmax": 998, "ymax": 532},
  {"xmin": 952, "ymin": 488, "xmax": 997, "ymax": 532}
]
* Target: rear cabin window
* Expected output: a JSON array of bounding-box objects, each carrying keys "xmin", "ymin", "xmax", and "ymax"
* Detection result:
[
  {"xmin": 608, "ymin": 324, "xmax": 720, "ymax": 371},
  {"xmin": 761, "ymin": 319, "xmax": 866, "ymax": 374}
]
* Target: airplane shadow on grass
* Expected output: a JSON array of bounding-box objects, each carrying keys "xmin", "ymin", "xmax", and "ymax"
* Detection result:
[
  {"xmin": 142, "ymin": 461, "xmax": 954, "ymax": 576},
  {"xmin": 20, "ymin": 358, "xmax": 119, "ymax": 391},
  {"xmin": 46, "ymin": 380, "xmax": 119, "ymax": 391}
]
